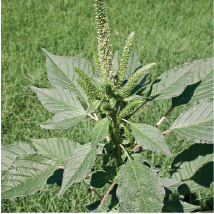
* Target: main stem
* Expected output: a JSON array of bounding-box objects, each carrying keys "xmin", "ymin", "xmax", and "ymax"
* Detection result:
[{"xmin": 111, "ymin": 111, "xmax": 124, "ymax": 166}]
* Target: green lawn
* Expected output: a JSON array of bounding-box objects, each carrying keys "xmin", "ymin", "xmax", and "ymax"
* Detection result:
[{"xmin": 1, "ymin": 0, "xmax": 213, "ymax": 212}]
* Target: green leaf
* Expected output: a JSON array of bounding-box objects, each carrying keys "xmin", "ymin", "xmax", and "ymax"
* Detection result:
[
  {"xmin": 90, "ymin": 171, "xmax": 114, "ymax": 188},
  {"xmin": 189, "ymin": 69, "xmax": 214, "ymax": 103},
  {"xmin": 31, "ymin": 86, "xmax": 85, "ymax": 114},
  {"xmin": 171, "ymin": 143, "xmax": 214, "ymax": 194},
  {"xmin": 172, "ymin": 69, "xmax": 214, "ymax": 107},
  {"xmin": 117, "ymin": 159, "xmax": 165, "ymax": 212},
  {"xmin": 150, "ymin": 57, "xmax": 213, "ymax": 100},
  {"xmin": 1, "ymin": 142, "xmax": 35, "ymax": 172},
  {"xmin": 130, "ymin": 123, "xmax": 172, "ymax": 156},
  {"xmin": 32, "ymin": 138, "xmax": 80, "ymax": 161},
  {"xmin": 58, "ymin": 143, "xmax": 96, "ymax": 197},
  {"xmin": 163, "ymin": 200, "xmax": 200, "ymax": 213},
  {"xmin": 160, "ymin": 177, "xmax": 183, "ymax": 195},
  {"xmin": 40, "ymin": 109, "xmax": 87, "ymax": 129},
  {"xmin": 41, "ymin": 48, "xmax": 89, "ymax": 104},
  {"xmin": 91, "ymin": 118, "xmax": 109, "ymax": 146},
  {"xmin": 124, "ymin": 95, "xmax": 146, "ymax": 102},
  {"xmin": 113, "ymin": 50, "xmax": 121, "ymax": 75},
  {"xmin": 125, "ymin": 50, "xmax": 142, "ymax": 80},
  {"xmin": 86, "ymin": 100, "xmax": 101, "ymax": 114},
  {"xmin": 169, "ymin": 99, "xmax": 213, "ymax": 143},
  {"xmin": 1, "ymin": 154, "xmax": 59, "ymax": 199}
]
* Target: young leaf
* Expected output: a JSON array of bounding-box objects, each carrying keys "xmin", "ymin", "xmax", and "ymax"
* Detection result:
[
  {"xmin": 1, "ymin": 142, "xmax": 35, "ymax": 172},
  {"xmin": 58, "ymin": 143, "xmax": 96, "ymax": 197},
  {"xmin": 41, "ymin": 48, "xmax": 89, "ymax": 104},
  {"xmin": 112, "ymin": 50, "xmax": 121, "ymax": 75},
  {"xmin": 86, "ymin": 100, "xmax": 101, "ymax": 114},
  {"xmin": 163, "ymin": 200, "xmax": 200, "ymax": 213},
  {"xmin": 40, "ymin": 109, "xmax": 87, "ymax": 129},
  {"xmin": 117, "ymin": 159, "xmax": 165, "ymax": 212},
  {"xmin": 32, "ymin": 138, "xmax": 80, "ymax": 161},
  {"xmin": 1, "ymin": 154, "xmax": 59, "ymax": 199},
  {"xmin": 150, "ymin": 57, "xmax": 213, "ymax": 100},
  {"xmin": 169, "ymin": 99, "xmax": 213, "ymax": 143},
  {"xmin": 130, "ymin": 123, "xmax": 172, "ymax": 156},
  {"xmin": 125, "ymin": 50, "xmax": 142, "ymax": 80},
  {"xmin": 91, "ymin": 118, "xmax": 109, "ymax": 146},
  {"xmin": 170, "ymin": 143, "xmax": 214, "ymax": 194},
  {"xmin": 31, "ymin": 87, "xmax": 85, "ymax": 114}
]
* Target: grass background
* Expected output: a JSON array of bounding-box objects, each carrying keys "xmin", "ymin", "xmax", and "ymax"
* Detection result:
[{"xmin": 1, "ymin": 0, "xmax": 213, "ymax": 212}]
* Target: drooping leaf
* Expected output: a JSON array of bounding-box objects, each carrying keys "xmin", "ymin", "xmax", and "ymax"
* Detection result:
[
  {"xmin": 41, "ymin": 48, "xmax": 89, "ymax": 104},
  {"xmin": 169, "ymin": 99, "xmax": 213, "ymax": 143},
  {"xmin": 150, "ymin": 57, "xmax": 213, "ymax": 100},
  {"xmin": 32, "ymin": 138, "xmax": 80, "ymax": 161},
  {"xmin": 1, "ymin": 154, "xmax": 59, "ymax": 199},
  {"xmin": 117, "ymin": 159, "xmax": 165, "ymax": 212},
  {"xmin": 1, "ymin": 142, "xmax": 35, "ymax": 172},
  {"xmin": 40, "ymin": 109, "xmax": 87, "ymax": 129},
  {"xmin": 58, "ymin": 143, "xmax": 96, "ymax": 197},
  {"xmin": 162, "ymin": 200, "xmax": 200, "ymax": 213},
  {"xmin": 130, "ymin": 123, "xmax": 172, "ymax": 156},
  {"xmin": 125, "ymin": 50, "xmax": 142, "ymax": 80},
  {"xmin": 160, "ymin": 177, "xmax": 183, "ymax": 195},
  {"xmin": 171, "ymin": 143, "xmax": 214, "ymax": 194},
  {"xmin": 31, "ymin": 87, "xmax": 85, "ymax": 114},
  {"xmin": 91, "ymin": 118, "xmax": 109, "ymax": 146}
]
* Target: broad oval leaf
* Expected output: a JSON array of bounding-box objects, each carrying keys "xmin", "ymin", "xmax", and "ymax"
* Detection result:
[
  {"xmin": 117, "ymin": 159, "xmax": 165, "ymax": 212},
  {"xmin": 42, "ymin": 48, "xmax": 89, "ymax": 104},
  {"xmin": 31, "ymin": 86, "xmax": 85, "ymax": 114},
  {"xmin": 170, "ymin": 143, "xmax": 214, "ymax": 194},
  {"xmin": 170, "ymin": 99, "xmax": 213, "ymax": 143},
  {"xmin": 1, "ymin": 154, "xmax": 59, "ymax": 199},
  {"xmin": 130, "ymin": 123, "xmax": 171, "ymax": 156},
  {"xmin": 32, "ymin": 138, "xmax": 80, "ymax": 161},
  {"xmin": 150, "ymin": 57, "xmax": 213, "ymax": 100},
  {"xmin": 91, "ymin": 118, "xmax": 109, "ymax": 146},
  {"xmin": 1, "ymin": 142, "xmax": 35, "ymax": 172},
  {"xmin": 40, "ymin": 109, "xmax": 87, "ymax": 129},
  {"xmin": 58, "ymin": 143, "xmax": 96, "ymax": 197}
]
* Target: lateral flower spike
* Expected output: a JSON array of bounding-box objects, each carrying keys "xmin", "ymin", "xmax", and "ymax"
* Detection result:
[
  {"xmin": 94, "ymin": 0, "xmax": 113, "ymax": 81},
  {"xmin": 117, "ymin": 31, "xmax": 135, "ymax": 86},
  {"xmin": 118, "ymin": 100, "xmax": 143, "ymax": 120},
  {"xmin": 74, "ymin": 67, "xmax": 104, "ymax": 100},
  {"xmin": 118, "ymin": 63, "xmax": 156, "ymax": 98}
]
